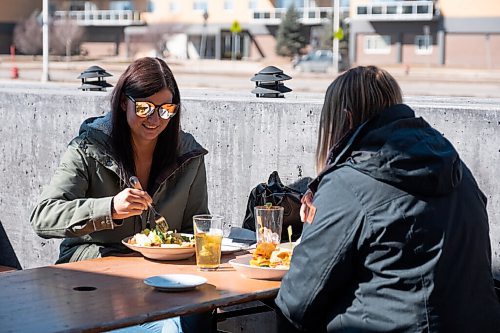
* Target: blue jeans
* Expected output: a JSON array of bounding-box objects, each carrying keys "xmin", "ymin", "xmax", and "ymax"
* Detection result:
[
  {"xmin": 108, "ymin": 317, "xmax": 182, "ymax": 333},
  {"xmin": 108, "ymin": 311, "xmax": 214, "ymax": 333}
]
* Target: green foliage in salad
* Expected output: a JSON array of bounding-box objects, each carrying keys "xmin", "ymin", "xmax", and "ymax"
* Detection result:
[{"xmin": 140, "ymin": 227, "xmax": 193, "ymax": 246}]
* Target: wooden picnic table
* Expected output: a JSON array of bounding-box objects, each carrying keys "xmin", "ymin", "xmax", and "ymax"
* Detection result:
[{"xmin": 0, "ymin": 253, "xmax": 280, "ymax": 333}]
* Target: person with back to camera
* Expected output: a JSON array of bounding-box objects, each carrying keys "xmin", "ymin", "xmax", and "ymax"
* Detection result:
[
  {"xmin": 275, "ymin": 65, "xmax": 500, "ymax": 332},
  {"xmin": 30, "ymin": 57, "xmax": 213, "ymax": 333}
]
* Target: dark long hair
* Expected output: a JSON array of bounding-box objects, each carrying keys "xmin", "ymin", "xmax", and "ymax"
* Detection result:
[
  {"xmin": 316, "ymin": 65, "xmax": 402, "ymax": 172},
  {"xmin": 110, "ymin": 57, "xmax": 181, "ymax": 189}
]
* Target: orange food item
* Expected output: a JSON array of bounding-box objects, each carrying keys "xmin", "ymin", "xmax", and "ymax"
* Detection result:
[
  {"xmin": 250, "ymin": 242, "xmax": 292, "ymax": 268},
  {"xmin": 269, "ymin": 248, "xmax": 292, "ymax": 268},
  {"xmin": 250, "ymin": 242, "xmax": 276, "ymax": 267},
  {"xmin": 254, "ymin": 242, "xmax": 276, "ymax": 258}
]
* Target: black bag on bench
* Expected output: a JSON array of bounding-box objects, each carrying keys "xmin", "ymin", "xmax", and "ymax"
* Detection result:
[{"xmin": 242, "ymin": 171, "xmax": 310, "ymax": 241}]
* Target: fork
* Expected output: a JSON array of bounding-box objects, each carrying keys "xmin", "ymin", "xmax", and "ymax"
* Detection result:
[{"xmin": 129, "ymin": 176, "xmax": 169, "ymax": 233}]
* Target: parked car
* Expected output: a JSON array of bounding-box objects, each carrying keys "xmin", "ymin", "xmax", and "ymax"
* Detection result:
[{"xmin": 293, "ymin": 50, "xmax": 342, "ymax": 73}]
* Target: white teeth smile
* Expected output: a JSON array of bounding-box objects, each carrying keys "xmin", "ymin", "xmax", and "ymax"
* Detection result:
[{"xmin": 143, "ymin": 124, "xmax": 158, "ymax": 129}]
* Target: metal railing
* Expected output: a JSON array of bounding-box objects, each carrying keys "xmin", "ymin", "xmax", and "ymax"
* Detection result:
[
  {"xmin": 354, "ymin": 1, "xmax": 434, "ymax": 21},
  {"xmin": 53, "ymin": 10, "xmax": 143, "ymax": 26},
  {"xmin": 251, "ymin": 7, "xmax": 350, "ymax": 25}
]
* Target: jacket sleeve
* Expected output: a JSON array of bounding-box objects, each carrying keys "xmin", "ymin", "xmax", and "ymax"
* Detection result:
[
  {"xmin": 181, "ymin": 156, "xmax": 210, "ymax": 233},
  {"xmin": 275, "ymin": 170, "xmax": 365, "ymax": 331},
  {"xmin": 30, "ymin": 143, "xmax": 117, "ymax": 239}
]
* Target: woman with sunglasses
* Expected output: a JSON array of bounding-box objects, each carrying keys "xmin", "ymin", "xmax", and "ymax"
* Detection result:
[
  {"xmin": 31, "ymin": 56, "xmax": 208, "ymax": 262},
  {"xmin": 30, "ymin": 57, "xmax": 212, "ymax": 332},
  {"xmin": 275, "ymin": 66, "xmax": 500, "ymax": 332}
]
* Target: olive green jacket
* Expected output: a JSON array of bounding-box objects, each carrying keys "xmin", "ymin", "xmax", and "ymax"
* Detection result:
[{"xmin": 30, "ymin": 113, "xmax": 209, "ymax": 263}]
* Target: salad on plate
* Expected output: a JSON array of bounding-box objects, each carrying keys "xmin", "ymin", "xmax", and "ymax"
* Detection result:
[{"xmin": 127, "ymin": 227, "xmax": 194, "ymax": 248}]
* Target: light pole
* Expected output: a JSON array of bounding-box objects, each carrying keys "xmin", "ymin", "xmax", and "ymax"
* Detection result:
[
  {"xmin": 230, "ymin": 20, "xmax": 241, "ymax": 61},
  {"xmin": 42, "ymin": 0, "xmax": 50, "ymax": 82},
  {"xmin": 332, "ymin": 0, "xmax": 340, "ymax": 74},
  {"xmin": 200, "ymin": 10, "xmax": 208, "ymax": 59}
]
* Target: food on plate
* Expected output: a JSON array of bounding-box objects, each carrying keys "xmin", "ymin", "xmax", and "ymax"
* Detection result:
[
  {"xmin": 250, "ymin": 242, "xmax": 276, "ymax": 267},
  {"xmin": 128, "ymin": 227, "xmax": 194, "ymax": 248},
  {"xmin": 269, "ymin": 247, "xmax": 292, "ymax": 269},
  {"xmin": 250, "ymin": 242, "xmax": 292, "ymax": 268}
]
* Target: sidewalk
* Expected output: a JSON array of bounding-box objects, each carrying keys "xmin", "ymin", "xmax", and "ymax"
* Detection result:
[
  {"xmin": 3, "ymin": 55, "xmax": 500, "ymax": 82},
  {"xmin": 1, "ymin": 56, "xmax": 499, "ymax": 97}
]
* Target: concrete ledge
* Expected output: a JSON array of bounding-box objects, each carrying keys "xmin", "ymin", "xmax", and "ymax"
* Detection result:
[{"xmin": 1, "ymin": 84, "xmax": 499, "ymax": 278}]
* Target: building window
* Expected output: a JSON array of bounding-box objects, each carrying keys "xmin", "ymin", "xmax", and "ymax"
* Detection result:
[
  {"xmin": 224, "ymin": 0, "xmax": 234, "ymax": 11},
  {"xmin": 415, "ymin": 35, "xmax": 432, "ymax": 54},
  {"xmin": 417, "ymin": 4, "xmax": 431, "ymax": 14},
  {"xmin": 357, "ymin": 6, "xmax": 368, "ymax": 15},
  {"xmin": 110, "ymin": 1, "xmax": 133, "ymax": 10},
  {"xmin": 193, "ymin": 0, "xmax": 208, "ymax": 11},
  {"xmin": 372, "ymin": 6, "xmax": 382, "ymax": 14},
  {"xmin": 402, "ymin": 5, "xmax": 412, "ymax": 14},
  {"xmin": 169, "ymin": 1, "xmax": 180, "ymax": 12},
  {"xmin": 364, "ymin": 35, "xmax": 391, "ymax": 54},
  {"xmin": 69, "ymin": 1, "xmax": 87, "ymax": 11},
  {"xmin": 249, "ymin": 0, "xmax": 258, "ymax": 9},
  {"xmin": 147, "ymin": 1, "xmax": 155, "ymax": 12},
  {"xmin": 276, "ymin": 0, "xmax": 302, "ymax": 8},
  {"xmin": 386, "ymin": 5, "xmax": 397, "ymax": 14}
]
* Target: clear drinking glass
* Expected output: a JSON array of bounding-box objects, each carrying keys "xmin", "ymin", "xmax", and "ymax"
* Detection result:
[
  {"xmin": 193, "ymin": 214, "xmax": 224, "ymax": 271},
  {"xmin": 222, "ymin": 220, "xmax": 232, "ymax": 238},
  {"xmin": 254, "ymin": 206, "xmax": 284, "ymax": 245}
]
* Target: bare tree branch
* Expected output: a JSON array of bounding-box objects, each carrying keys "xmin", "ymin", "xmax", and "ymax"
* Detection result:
[
  {"xmin": 51, "ymin": 18, "xmax": 84, "ymax": 56},
  {"xmin": 13, "ymin": 12, "xmax": 43, "ymax": 55}
]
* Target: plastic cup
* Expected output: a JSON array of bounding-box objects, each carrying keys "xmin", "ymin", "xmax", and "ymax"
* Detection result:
[
  {"xmin": 254, "ymin": 206, "xmax": 284, "ymax": 245},
  {"xmin": 193, "ymin": 215, "xmax": 223, "ymax": 271}
]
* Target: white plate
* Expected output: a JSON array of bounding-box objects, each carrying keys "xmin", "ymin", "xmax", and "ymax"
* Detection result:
[
  {"xmin": 229, "ymin": 255, "xmax": 288, "ymax": 281},
  {"xmin": 221, "ymin": 245, "xmax": 246, "ymax": 254},
  {"xmin": 144, "ymin": 274, "xmax": 207, "ymax": 292},
  {"xmin": 122, "ymin": 236, "xmax": 195, "ymax": 261},
  {"xmin": 221, "ymin": 238, "xmax": 250, "ymax": 254},
  {"xmin": 277, "ymin": 242, "xmax": 297, "ymax": 251}
]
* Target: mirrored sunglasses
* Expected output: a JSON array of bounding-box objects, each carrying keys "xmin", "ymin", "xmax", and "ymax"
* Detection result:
[{"xmin": 126, "ymin": 95, "xmax": 178, "ymax": 119}]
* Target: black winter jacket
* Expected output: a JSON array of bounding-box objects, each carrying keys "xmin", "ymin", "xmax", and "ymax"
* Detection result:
[{"xmin": 275, "ymin": 104, "xmax": 500, "ymax": 332}]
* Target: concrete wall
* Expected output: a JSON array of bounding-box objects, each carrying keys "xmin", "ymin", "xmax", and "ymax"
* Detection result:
[{"xmin": 1, "ymin": 84, "xmax": 500, "ymax": 280}]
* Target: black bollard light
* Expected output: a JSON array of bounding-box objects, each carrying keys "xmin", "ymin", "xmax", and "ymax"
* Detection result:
[
  {"xmin": 77, "ymin": 66, "xmax": 113, "ymax": 91},
  {"xmin": 251, "ymin": 66, "xmax": 292, "ymax": 98}
]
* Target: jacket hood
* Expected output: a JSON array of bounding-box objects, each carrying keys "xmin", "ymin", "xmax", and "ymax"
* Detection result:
[
  {"xmin": 76, "ymin": 113, "xmax": 207, "ymax": 192},
  {"xmin": 79, "ymin": 112, "xmax": 113, "ymax": 151},
  {"xmin": 78, "ymin": 112, "xmax": 206, "ymax": 158},
  {"xmin": 322, "ymin": 104, "xmax": 463, "ymax": 196}
]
